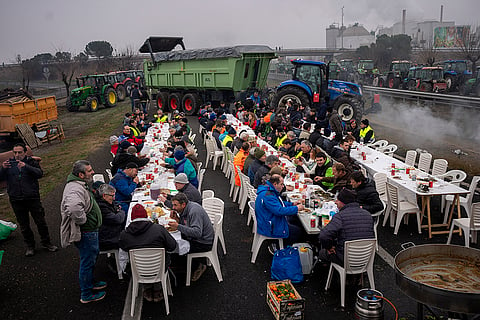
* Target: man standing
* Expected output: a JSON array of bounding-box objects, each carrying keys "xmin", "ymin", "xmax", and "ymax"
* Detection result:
[
  {"xmin": 0, "ymin": 143, "xmax": 57, "ymax": 257},
  {"xmin": 60, "ymin": 160, "xmax": 106, "ymax": 303},
  {"xmin": 168, "ymin": 193, "xmax": 214, "ymax": 282},
  {"xmin": 318, "ymin": 188, "xmax": 374, "ymax": 265},
  {"xmin": 109, "ymin": 162, "xmax": 140, "ymax": 214}
]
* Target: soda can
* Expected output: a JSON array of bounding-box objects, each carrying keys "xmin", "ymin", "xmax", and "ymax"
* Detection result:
[
  {"xmin": 310, "ymin": 218, "xmax": 316, "ymax": 228},
  {"xmin": 429, "ymin": 180, "xmax": 433, "ymax": 188}
]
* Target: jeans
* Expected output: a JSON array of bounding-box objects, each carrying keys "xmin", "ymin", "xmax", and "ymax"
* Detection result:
[
  {"xmin": 75, "ymin": 231, "xmax": 99, "ymax": 299},
  {"xmin": 10, "ymin": 199, "xmax": 51, "ymax": 248}
]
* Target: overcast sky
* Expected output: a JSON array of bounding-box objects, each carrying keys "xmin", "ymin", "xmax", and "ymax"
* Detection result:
[{"xmin": 0, "ymin": 0, "xmax": 478, "ymax": 63}]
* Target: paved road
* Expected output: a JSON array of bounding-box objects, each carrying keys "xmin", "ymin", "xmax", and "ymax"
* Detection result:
[{"xmin": 0, "ymin": 116, "xmax": 478, "ymax": 320}]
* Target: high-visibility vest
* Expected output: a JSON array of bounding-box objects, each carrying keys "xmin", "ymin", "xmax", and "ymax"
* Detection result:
[
  {"xmin": 359, "ymin": 125, "xmax": 374, "ymax": 141},
  {"xmin": 154, "ymin": 114, "xmax": 168, "ymax": 123},
  {"xmin": 130, "ymin": 126, "xmax": 141, "ymax": 137},
  {"xmin": 274, "ymin": 134, "xmax": 287, "ymax": 148},
  {"xmin": 222, "ymin": 135, "xmax": 234, "ymax": 147}
]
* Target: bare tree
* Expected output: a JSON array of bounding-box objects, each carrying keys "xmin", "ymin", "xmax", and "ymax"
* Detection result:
[
  {"xmin": 52, "ymin": 47, "xmax": 78, "ymax": 97},
  {"xmin": 459, "ymin": 26, "xmax": 480, "ymax": 71},
  {"xmin": 117, "ymin": 45, "xmax": 137, "ymax": 70},
  {"xmin": 417, "ymin": 42, "xmax": 438, "ymax": 66}
]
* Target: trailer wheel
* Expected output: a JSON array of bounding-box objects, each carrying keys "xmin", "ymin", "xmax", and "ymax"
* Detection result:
[
  {"xmin": 103, "ymin": 87, "xmax": 117, "ymax": 107},
  {"xmin": 333, "ymin": 96, "xmax": 363, "ymax": 123},
  {"xmin": 124, "ymin": 80, "xmax": 134, "ymax": 96},
  {"xmin": 116, "ymin": 84, "xmax": 126, "ymax": 101},
  {"xmin": 271, "ymin": 86, "xmax": 310, "ymax": 110},
  {"xmin": 156, "ymin": 92, "xmax": 169, "ymax": 111},
  {"xmin": 86, "ymin": 96, "xmax": 99, "ymax": 112},
  {"xmin": 182, "ymin": 93, "xmax": 201, "ymax": 115},
  {"xmin": 168, "ymin": 93, "xmax": 182, "ymax": 112},
  {"xmin": 66, "ymin": 96, "xmax": 79, "ymax": 112}
]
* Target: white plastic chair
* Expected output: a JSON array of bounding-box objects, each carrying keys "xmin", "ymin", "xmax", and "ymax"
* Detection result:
[
  {"xmin": 417, "ymin": 152, "xmax": 432, "ymax": 173},
  {"xmin": 105, "ymin": 168, "xmax": 113, "ymax": 181},
  {"xmin": 371, "ymin": 200, "xmax": 386, "ymax": 251},
  {"xmin": 99, "ymin": 249, "xmax": 122, "ymax": 279},
  {"xmin": 93, "ymin": 174, "xmax": 105, "ymax": 183},
  {"xmin": 431, "ymin": 159, "xmax": 448, "ymax": 176},
  {"xmin": 324, "ymin": 239, "xmax": 377, "ymax": 307},
  {"xmin": 436, "ymin": 170, "xmax": 467, "ymax": 213},
  {"xmin": 205, "ymin": 137, "xmax": 223, "ymax": 170},
  {"xmin": 404, "ymin": 150, "xmax": 417, "ymax": 167},
  {"xmin": 202, "ymin": 197, "xmax": 226, "ymax": 255},
  {"xmin": 384, "ymin": 182, "xmax": 422, "ymax": 235},
  {"xmin": 367, "ymin": 140, "xmax": 388, "ymax": 150},
  {"xmin": 443, "ymin": 176, "xmax": 480, "ymax": 224},
  {"xmin": 197, "ymin": 168, "xmax": 206, "ymax": 192},
  {"xmin": 202, "ymin": 190, "xmax": 215, "ymax": 199},
  {"xmin": 186, "ymin": 214, "xmax": 224, "ymax": 286},
  {"xmin": 447, "ymin": 202, "xmax": 480, "ymax": 247},
  {"xmin": 238, "ymin": 171, "xmax": 252, "ymax": 214},
  {"xmin": 378, "ymin": 144, "xmax": 397, "ymax": 157},
  {"xmin": 247, "ymin": 201, "xmax": 256, "ymax": 230},
  {"xmin": 129, "ymin": 248, "xmax": 172, "ymax": 316},
  {"xmin": 373, "ymin": 172, "xmax": 387, "ymax": 203}
]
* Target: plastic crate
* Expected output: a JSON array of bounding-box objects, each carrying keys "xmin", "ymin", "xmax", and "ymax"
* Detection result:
[{"xmin": 267, "ymin": 280, "xmax": 305, "ymax": 320}]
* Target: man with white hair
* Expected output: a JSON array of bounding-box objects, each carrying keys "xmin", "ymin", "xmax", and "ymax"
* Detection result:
[{"xmin": 231, "ymin": 131, "xmax": 250, "ymax": 153}]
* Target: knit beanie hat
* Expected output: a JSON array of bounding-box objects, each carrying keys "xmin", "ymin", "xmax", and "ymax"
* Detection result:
[
  {"xmin": 120, "ymin": 140, "xmax": 132, "ymax": 150},
  {"xmin": 109, "ymin": 135, "xmax": 118, "ymax": 145},
  {"xmin": 337, "ymin": 188, "xmax": 357, "ymax": 204},
  {"xmin": 174, "ymin": 149, "xmax": 185, "ymax": 160},
  {"xmin": 209, "ymin": 113, "xmax": 217, "ymax": 120},
  {"xmin": 131, "ymin": 204, "xmax": 148, "ymax": 221},
  {"xmin": 254, "ymin": 148, "xmax": 266, "ymax": 160},
  {"xmin": 174, "ymin": 173, "xmax": 189, "ymax": 184}
]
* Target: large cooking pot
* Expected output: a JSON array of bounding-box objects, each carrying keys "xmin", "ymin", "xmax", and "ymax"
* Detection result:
[{"xmin": 394, "ymin": 244, "xmax": 480, "ymax": 314}]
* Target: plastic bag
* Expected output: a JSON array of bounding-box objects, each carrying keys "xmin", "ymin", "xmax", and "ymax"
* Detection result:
[
  {"xmin": 271, "ymin": 246, "xmax": 304, "ymax": 283},
  {"xmin": 0, "ymin": 220, "xmax": 17, "ymax": 241}
]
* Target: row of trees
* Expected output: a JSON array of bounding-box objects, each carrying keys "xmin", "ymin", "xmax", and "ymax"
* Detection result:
[{"xmin": 14, "ymin": 41, "xmax": 141, "ymax": 96}]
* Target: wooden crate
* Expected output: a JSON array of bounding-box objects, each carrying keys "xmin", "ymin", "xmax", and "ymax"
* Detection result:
[{"xmin": 267, "ymin": 280, "xmax": 305, "ymax": 320}]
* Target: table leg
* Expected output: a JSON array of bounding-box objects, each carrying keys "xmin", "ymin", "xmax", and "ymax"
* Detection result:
[
  {"xmin": 426, "ymin": 196, "xmax": 432, "ymax": 239},
  {"xmin": 420, "ymin": 196, "xmax": 427, "ymax": 225}
]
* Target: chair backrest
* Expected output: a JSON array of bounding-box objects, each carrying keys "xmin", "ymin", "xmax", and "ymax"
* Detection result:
[
  {"xmin": 189, "ymin": 133, "xmax": 196, "ymax": 141},
  {"xmin": 386, "ymin": 182, "xmax": 399, "ymax": 211},
  {"xmin": 248, "ymin": 200, "xmax": 257, "ymax": 232},
  {"xmin": 471, "ymin": 202, "xmax": 480, "ymax": 228},
  {"xmin": 129, "ymin": 248, "xmax": 166, "ymax": 284},
  {"xmin": 466, "ymin": 176, "xmax": 480, "ymax": 204},
  {"xmin": 93, "ymin": 174, "xmax": 105, "ymax": 183},
  {"xmin": 212, "ymin": 214, "xmax": 223, "ymax": 250},
  {"xmin": 431, "ymin": 159, "xmax": 448, "ymax": 176},
  {"xmin": 373, "ymin": 172, "xmax": 387, "ymax": 200},
  {"xmin": 343, "ymin": 239, "xmax": 377, "ymax": 274},
  {"xmin": 404, "ymin": 150, "xmax": 417, "ymax": 167},
  {"xmin": 379, "ymin": 144, "xmax": 397, "ymax": 156},
  {"xmin": 246, "ymin": 182, "xmax": 257, "ymax": 202},
  {"xmin": 203, "ymin": 197, "xmax": 225, "ymax": 222},
  {"xmin": 198, "ymin": 168, "xmax": 206, "ymax": 191},
  {"xmin": 368, "ymin": 140, "xmax": 388, "ymax": 150},
  {"xmin": 417, "ymin": 152, "xmax": 432, "ymax": 173},
  {"xmin": 202, "ymin": 190, "xmax": 215, "ymax": 199},
  {"xmin": 438, "ymin": 169, "xmax": 467, "ymax": 186},
  {"xmin": 197, "ymin": 162, "xmax": 203, "ymax": 171},
  {"xmin": 105, "ymin": 169, "xmax": 113, "ymax": 181}
]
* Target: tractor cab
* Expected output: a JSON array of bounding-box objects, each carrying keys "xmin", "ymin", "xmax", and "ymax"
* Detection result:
[
  {"xmin": 404, "ymin": 66, "xmax": 424, "ymax": 90},
  {"xmin": 328, "ymin": 62, "xmax": 341, "ymax": 80},
  {"xmin": 416, "ymin": 67, "xmax": 447, "ymax": 92},
  {"xmin": 434, "ymin": 60, "xmax": 471, "ymax": 91}
]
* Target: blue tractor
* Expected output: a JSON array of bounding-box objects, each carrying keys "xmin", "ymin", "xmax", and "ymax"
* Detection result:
[
  {"xmin": 271, "ymin": 60, "xmax": 364, "ymax": 122},
  {"xmin": 434, "ymin": 60, "xmax": 471, "ymax": 91}
]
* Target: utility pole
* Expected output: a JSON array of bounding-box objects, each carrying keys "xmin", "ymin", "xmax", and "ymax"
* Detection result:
[{"xmin": 341, "ymin": 6, "xmax": 345, "ymax": 49}]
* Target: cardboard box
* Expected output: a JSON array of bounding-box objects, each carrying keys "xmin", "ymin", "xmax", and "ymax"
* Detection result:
[{"xmin": 267, "ymin": 280, "xmax": 305, "ymax": 320}]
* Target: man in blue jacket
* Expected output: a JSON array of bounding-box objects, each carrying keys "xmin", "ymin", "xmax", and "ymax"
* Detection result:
[
  {"xmin": 109, "ymin": 162, "xmax": 140, "ymax": 213},
  {"xmin": 318, "ymin": 188, "xmax": 374, "ymax": 265},
  {"xmin": 255, "ymin": 174, "xmax": 304, "ymax": 254}
]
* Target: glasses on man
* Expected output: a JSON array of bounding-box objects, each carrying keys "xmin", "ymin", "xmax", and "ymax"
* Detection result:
[{"xmin": 105, "ymin": 193, "xmax": 115, "ymax": 197}]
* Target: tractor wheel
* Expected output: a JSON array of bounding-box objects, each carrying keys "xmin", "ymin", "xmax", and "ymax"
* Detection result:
[
  {"xmin": 116, "ymin": 84, "xmax": 126, "ymax": 101},
  {"xmin": 387, "ymin": 75, "xmax": 395, "ymax": 88},
  {"xmin": 168, "ymin": 93, "xmax": 182, "ymax": 112},
  {"xmin": 124, "ymin": 80, "xmax": 134, "ymax": 96},
  {"xmin": 407, "ymin": 80, "xmax": 417, "ymax": 91},
  {"xmin": 445, "ymin": 76, "xmax": 453, "ymax": 91},
  {"xmin": 86, "ymin": 96, "xmax": 99, "ymax": 112},
  {"xmin": 156, "ymin": 92, "xmax": 169, "ymax": 111},
  {"xmin": 66, "ymin": 96, "xmax": 79, "ymax": 112},
  {"xmin": 271, "ymin": 86, "xmax": 310, "ymax": 110},
  {"xmin": 103, "ymin": 87, "xmax": 117, "ymax": 107},
  {"xmin": 333, "ymin": 96, "xmax": 363, "ymax": 123},
  {"xmin": 182, "ymin": 93, "xmax": 202, "ymax": 115},
  {"xmin": 377, "ymin": 78, "xmax": 384, "ymax": 87},
  {"xmin": 418, "ymin": 82, "xmax": 432, "ymax": 92}
]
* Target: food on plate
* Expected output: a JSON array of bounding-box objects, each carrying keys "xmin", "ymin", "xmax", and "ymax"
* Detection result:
[
  {"xmin": 299, "ymin": 208, "xmax": 312, "ymax": 214},
  {"xmin": 160, "ymin": 188, "xmax": 171, "ymax": 194},
  {"xmin": 154, "ymin": 206, "xmax": 166, "ymax": 216}
]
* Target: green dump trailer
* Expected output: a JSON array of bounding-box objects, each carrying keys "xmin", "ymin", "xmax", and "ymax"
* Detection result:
[{"xmin": 140, "ymin": 37, "xmax": 276, "ymax": 115}]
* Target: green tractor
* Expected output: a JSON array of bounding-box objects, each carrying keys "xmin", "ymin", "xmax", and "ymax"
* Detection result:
[
  {"xmin": 355, "ymin": 60, "xmax": 379, "ymax": 85},
  {"xmin": 66, "ymin": 75, "xmax": 118, "ymax": 112},
  {"xmin": 459, "ymin": 66, "xmax": 480, "ymax": 97}
]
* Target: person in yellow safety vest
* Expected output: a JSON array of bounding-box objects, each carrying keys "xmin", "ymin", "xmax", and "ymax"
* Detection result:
[
  {"xmin": 129, "ymin": 119, "xmax": 145, "ymax": 138},
  {"xmin": 274, "ymin": 131, "xmax": 288, "ymax": 148},
  {"xmin": 359, "ymin": 119, "xmax": 375, "ymax": 144},
  {"xmin": 222, "ymin": 127, "xmax": 237, "ymax": 151},
  {"xmin": 153, "ymin": 109, "xmax": 168, "ymax": 123}
]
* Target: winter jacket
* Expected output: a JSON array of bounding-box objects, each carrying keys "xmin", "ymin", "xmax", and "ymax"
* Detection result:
[
  {"xmin": 331, "ymin": 146, "xmax": 359, "ymax": 173},
  {"xmin": 354, "ymin": 179, "xmax": 384, "ymax": 214},
  {"xmin": 60, "ymin": 173, "xmax": 102, "ymax": 247},
  {"xmin": 177, "ymin": 202, "xmax": 214, "ymax": 246},
  {"xmin": 164, "ymin": 182, "xmax": 202, "ymax": 208},
  {"xmin": 318, "ymin": 202, "xmax": 374, "ymax": 263},
  {"xmin": 253, "ymin": 164, "xmax": 270, "ymax": 188},
  {"xmin": 312, "ymin": 158, "xmax": 334, "ymax": 189},
  {"xmin": 119, "ymin": 220, "xmax": 177, "ymax": 266},
  {"xmin": 321, "ymin": 172, "xmax": 350, "ymax": 194},
  {"xmin": 248, "ymin": 159, "xmax": 264, "ymax": 184},
  {"xmin": 243, "ymin": 154, "xmax": 255, "ymax": 175},
  {"xmin": 97, "ymin": 198, "xmax": 126, "ymax": 250},
  {"xmin": 328, "ymin": 109, "xmax": 343, "ymax": 141},
  {"xmin": 111, "ymin": 152, "xmax": 150, "ymax": 175},
  {"xmin": 255, "ymin": 181, "xmax": 298, "ymax": 238},
  {"xmin": 109, "ymin": 169, "xmax": 138, "ymax": 213},
  {"xmin": 0, "ymin": 156, "xmax": 43, "ymax": 200},
  {"xmin": 164, "ymin": 157, "xmax": 198, "ymax": 188},
  {"xmin": 233, "ymin": 150, "xmax": 249, "ymax": 186}
]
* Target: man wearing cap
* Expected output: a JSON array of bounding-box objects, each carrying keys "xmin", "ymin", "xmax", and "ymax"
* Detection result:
[
  {"xmin": 109, "ymin": 162, "xmax": 140, "ymax": 213},
  {"xmin": 317, "ymin": 188, "xmax": 374, "ymax": 265},
  {"xmin": 248, "ymin": 148, "xmax": 266, "ymax": 184},
  {"xmin": 111, "ymin": 145, "xmax": 150, "ymax": 175},
  {"xmin": 222, "ymin": 127, "xmax": 237, "ymax": 151},
  {"xmin": 119, "ymin": 204, "xmax": 177, "ymax": 302},
  {"xmin": 253, "ymin": 155, "xmax": 280, "ymax": 188},
  {"xmin": 359, "ymin": 119, "xmax": 375, "ymax": 144},
  {"xmin": 164, "ymin": 149, "xmax": 198, "ymax": 188},
  {"xmin": 159, "ymin": 173, "xmax": 202, "ymax": 207},
  {"xmin": 168, "ymin": 193, "xmax": 214, "ymax": 282},
  {"xmin": 60, "ymin": 160, "xmax": 106, "ymax": 303}
]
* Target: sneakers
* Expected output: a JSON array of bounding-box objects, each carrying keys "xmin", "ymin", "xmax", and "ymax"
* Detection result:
[
  {"xmin": 80, "ymin": 291, "xmax": 106, "ymax": 304},
  {"xmin": 268, "ymin": 243, "xmax": 278, "ymax": 255},
  {"xmin": 42, "ymin": 244, "xmax": 58, "ymax": 252},
  {"xmin": 93, "ymin": 281, "xmax": 107, "ymax": 290},
  {"xmin": 191, "ymin": 263, "xmax": 207, "ymax": 282},
  {"xmin": 25, "ymin": 248, "xmax": 35, "ymax": 257}
]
